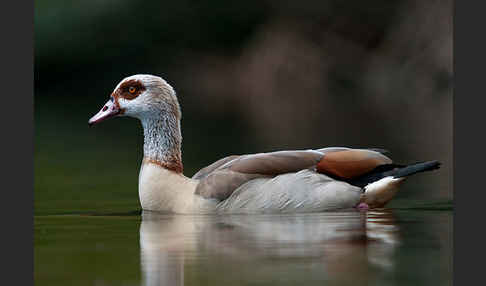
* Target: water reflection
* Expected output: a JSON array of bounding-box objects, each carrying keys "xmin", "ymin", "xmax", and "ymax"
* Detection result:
[{"xmin": 140, "ymin": 210, "xmax": 399, "ymax": 286}]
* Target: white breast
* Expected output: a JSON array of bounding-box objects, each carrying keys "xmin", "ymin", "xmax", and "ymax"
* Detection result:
[{"xmin": 138, "ymin": 161, "xmax": 217, "ymax": 213}]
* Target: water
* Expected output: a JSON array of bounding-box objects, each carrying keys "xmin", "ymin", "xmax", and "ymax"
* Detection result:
[{"xmin": 34, "ymin": 207, "xmax": 452, "ymax": 286}]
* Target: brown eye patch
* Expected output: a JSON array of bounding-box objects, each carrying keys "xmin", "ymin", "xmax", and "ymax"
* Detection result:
[{"xmin": 118, "ymin": 79, "xmax": 146, "ymax": 100}]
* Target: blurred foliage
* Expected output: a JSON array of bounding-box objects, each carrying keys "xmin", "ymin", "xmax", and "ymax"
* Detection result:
[
  {"xmin": 35, "ymin": 0, "xmax": 452, "ymax": 215},
  {"xmin": 35, "ymin": 0, "xmax": 269, "ymax": 87}
]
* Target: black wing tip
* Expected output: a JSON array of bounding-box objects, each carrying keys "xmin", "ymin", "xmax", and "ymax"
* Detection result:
[
  {"xmin": 392, "ymin": 160, "xmax": 441, "ymax": 178},
  {"xmin": 430, "ymin": 160, "xmax": 441, "ymax": 168},
  {"xmin": 417, "ymin": 160, "xmax": 441, "ymax": 169}
]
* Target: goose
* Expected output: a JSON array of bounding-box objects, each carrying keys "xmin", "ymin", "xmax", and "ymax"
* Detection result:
[{"xmin": 88, "ymin": 74, "xmax": 440, "ymax": 214}]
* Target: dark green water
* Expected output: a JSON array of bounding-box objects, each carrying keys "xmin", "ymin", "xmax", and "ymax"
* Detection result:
[{"xmin": 34, "ymin": 205, "xmax": 452, "ymax": 286}]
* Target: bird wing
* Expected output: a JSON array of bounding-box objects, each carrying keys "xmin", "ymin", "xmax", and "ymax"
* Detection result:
[{"xmin": 193, "ymin": 148, "xmax": 392, "ymax": 201}]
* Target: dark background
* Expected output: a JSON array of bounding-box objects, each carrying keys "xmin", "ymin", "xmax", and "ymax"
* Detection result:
[{"xmin": 34, "ymin": 0, "xmax": 452, "ymax": 214}]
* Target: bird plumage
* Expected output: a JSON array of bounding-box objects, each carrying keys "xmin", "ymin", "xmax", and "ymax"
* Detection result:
[{"xmin": 89, "ymin": 74, "xmax": 440, "ymax": 213}]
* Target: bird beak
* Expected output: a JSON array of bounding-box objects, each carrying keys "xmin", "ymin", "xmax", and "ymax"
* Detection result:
[{"xmin": 88, "ymin": 98, "xmax": 122, "ymax": 126}]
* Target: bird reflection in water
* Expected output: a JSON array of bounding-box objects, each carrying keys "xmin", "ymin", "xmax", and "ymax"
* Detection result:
[{"xmin": 140, "ymin": 209, "xmax": 399, "ymax": 286}]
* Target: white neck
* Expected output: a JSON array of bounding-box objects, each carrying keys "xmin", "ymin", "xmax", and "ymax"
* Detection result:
[{"xmin": 140, "ymin": 114, "xmax": 183, "ymax": 173}]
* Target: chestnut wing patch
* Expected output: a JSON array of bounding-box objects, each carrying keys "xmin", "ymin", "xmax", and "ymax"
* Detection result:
[{"xmin": 316, "ymin": 149, "xmax": 392, "ymax": 179}]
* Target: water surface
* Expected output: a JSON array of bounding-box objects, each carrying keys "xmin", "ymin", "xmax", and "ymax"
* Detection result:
[{"xmin": 35, "ymin": 206, "xmax": 452, "ymax": 286}]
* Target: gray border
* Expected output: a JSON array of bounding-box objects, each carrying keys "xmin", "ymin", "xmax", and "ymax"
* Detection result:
[
  {"xmin": 2, "ymin": 0, "xmax": 34, "ymax": 285},
  {"xmin": 455, "ymin": 0, "xmax": 483, "ymax": 284}
]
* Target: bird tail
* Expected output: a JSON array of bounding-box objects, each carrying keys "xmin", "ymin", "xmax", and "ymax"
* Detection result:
[
  {"xmin": 356, "ymin": 160, "xmax": 441, "ymax": 208},
  {"xmin": 348, "ymin": 160, "xmax": 441, "ymax": 188},
  {"xmin": 390, "ymin": 160, "xmax": 441, "ymax": 178}
]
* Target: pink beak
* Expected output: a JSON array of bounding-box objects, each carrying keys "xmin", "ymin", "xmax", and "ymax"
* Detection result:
[{"xmin": 88, "ymin": 98, "xmax": 122, "ymax": 126}]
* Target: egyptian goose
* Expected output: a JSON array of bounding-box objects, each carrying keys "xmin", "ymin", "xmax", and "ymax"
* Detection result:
[{"xmin": 88, "ymin": 74, "xmax": 440, "ymax": 214}]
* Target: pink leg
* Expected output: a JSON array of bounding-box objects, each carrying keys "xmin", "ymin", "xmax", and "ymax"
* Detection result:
[{"xmin": 356, "ymin": 202, "xmax": 370, "ymax": 210}]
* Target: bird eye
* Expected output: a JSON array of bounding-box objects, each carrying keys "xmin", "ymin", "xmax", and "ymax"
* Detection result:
[{"xmin": 128, "ymin": 86, "xmax": 136, "ymax": 94}]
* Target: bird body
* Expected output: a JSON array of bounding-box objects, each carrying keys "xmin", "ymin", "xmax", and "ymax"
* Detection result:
[{"xmin": 89, "ymin": 74, "xmax": 440, "ymax": 214}]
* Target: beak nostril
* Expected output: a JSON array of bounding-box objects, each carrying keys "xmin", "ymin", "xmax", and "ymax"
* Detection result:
[{"xmin": 89, "ymin": 99, "xmax": 121, "ymax": 126}]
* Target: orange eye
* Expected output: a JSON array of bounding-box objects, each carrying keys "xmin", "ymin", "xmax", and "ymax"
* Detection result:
[{"xmin": 128, "ymin": 86, "xmax": 136, "ymax": 94}]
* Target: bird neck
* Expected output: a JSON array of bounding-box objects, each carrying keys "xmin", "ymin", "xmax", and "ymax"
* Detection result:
[{"xmin": 140, "ymin": 114, "xmax": 183, "ymax": 173}]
